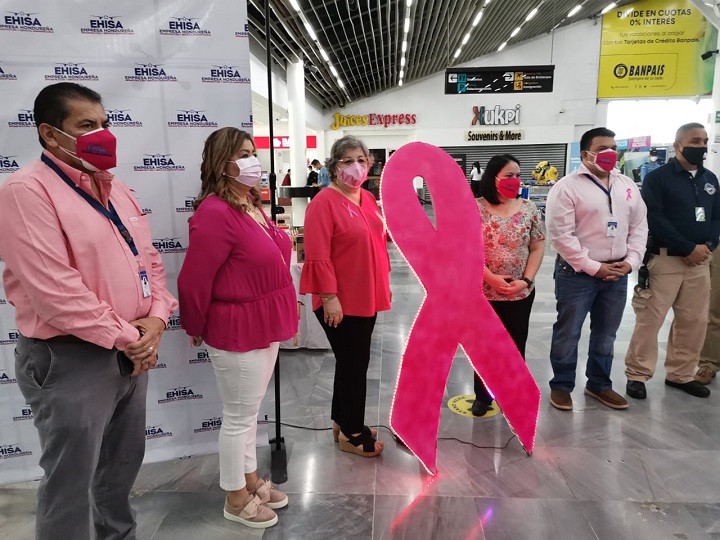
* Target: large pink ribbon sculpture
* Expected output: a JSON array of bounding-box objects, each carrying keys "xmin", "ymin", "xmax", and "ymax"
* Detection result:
[{"xmin": 381, "ymin": 142, "xmax": 541, "ymax": 475}]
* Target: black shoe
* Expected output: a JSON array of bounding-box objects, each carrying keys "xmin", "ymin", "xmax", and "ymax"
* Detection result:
[
  {"xmin": 665, "ymin": 379, "xmax": 711, "ymax": 398},
  {"xmin": 471, "ymin": 399, "xmax": 491, "ymax": 417},
  {"xmin": 626, "ymin": 380, "xmax": 647, "ymax": 400}
]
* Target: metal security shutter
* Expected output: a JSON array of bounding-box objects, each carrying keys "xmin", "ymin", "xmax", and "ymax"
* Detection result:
[{"xmin": 442, "ymin": 143, "xmax": 568, "ymax": 181}]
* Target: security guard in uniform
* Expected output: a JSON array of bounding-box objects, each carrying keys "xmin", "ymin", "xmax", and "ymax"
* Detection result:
[{"xmin": 625, "ymin": 123, "xmax": 720, "ymax": 399}]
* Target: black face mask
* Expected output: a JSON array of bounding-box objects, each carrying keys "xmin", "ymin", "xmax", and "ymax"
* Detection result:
[{"xmin": 681, "ymin": 145, "xmax": 707, "ymax": 166}]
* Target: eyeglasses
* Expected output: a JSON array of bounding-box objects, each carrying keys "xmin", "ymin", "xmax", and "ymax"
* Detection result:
[{"xmin": 338, "ymin": 158, "xmax": 368, "ymax": 167}]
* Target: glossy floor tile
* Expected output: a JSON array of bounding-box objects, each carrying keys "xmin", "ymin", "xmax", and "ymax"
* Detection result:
[{"xmin": 2, "ymin": 207, "xmax": 719, "ymax": 539}]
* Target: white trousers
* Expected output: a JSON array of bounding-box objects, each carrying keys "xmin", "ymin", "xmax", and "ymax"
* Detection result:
[{"xmin": 206, "ymin": 342, "xmax": 279, "ymax": 491}]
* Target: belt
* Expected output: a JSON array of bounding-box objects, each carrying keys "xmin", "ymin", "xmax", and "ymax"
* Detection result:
[
  {"xmin": 45, "ymin": 335, "xmax": 85, "ymax": 344},
  {"xmin": 557, "ymin": 255, "xmax": 625, "ymax": 266},
  {"xmin": 649, "ymin": 247, "xmax": 684, "ymax": 257}
]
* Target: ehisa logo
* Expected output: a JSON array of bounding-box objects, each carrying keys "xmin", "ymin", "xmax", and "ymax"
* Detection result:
[
  {"xmin": 0, "ymin": 369, "xmax": 18, "ymax": 384},
  {"xmin": 151, "ymin": 361, "xmax": 168, "ymax": 369},
  {"xmin": 105, "ymin": 109, "xmax": 143, "ymax": 127},
  {"xmin": 0, "ymin": 443, "xmax": 32, "ymax": 459},
  {"xmin": 0, "ymin": 330, "xmax": 19, "ymax": 346},
  {"xmin": 12, "ymin": 405, "xmax": 33, "ymax": 422},
  {"xmin": 125, "ymin": 63, "xmax": 177, "ymax": 83},
  {"xmin": 152, "ymin": 238, "xmax": 186, "ymax": 254},
  {"xmin": 160, "ymin": 17, "xmax": 211, "ymax": 37},
  {"xmin": 134, "ymin": 153, "xmax": 185, "ymax": 172},
  {"xmin": 168, "ymin": 109, "xmax": 218, "ymax": 128},
  {"xmin": 0, "ymin": 297, "xmax": 7, "ymax": 305},
  {"xmin": 141, "ymin": 207, "xmax": 153, "ymax": 215},
  {"xmin": 235, "ymin": 23, "xmax": 249, "ymax": 38},
  {"xmin": 8, "ymin": 109, "xmax": 34, "ymax": 128},
  {"xmin": 176, "ymin": 196, "xmax": 196, "ymax": 213},
  {"xmin": 45, "ymin": 62, "xmax": 99, "ymax": 82},
  {"xmin": 241, "ymin": 115, "xmax": 253, "ymax": 129},
  {"xmin": 201, "ymin": 65, "xmax": 250, "ymax": 84},
  {"xmin": 0, "ymin": 64, "xmax": 18, "ymax": 80},
  {"xmin": 189, "ymin": 348, "xmax": 210, "ymax": 365},
  {"xmin": 193, "ymin": 417, "xmax": 222, "ymax": 433},
  {"xmin": 1, "ymin": 11, "xmax": 53, "ymax": 33},
  {"xmin": 158, "ymin": 385, "xmax": 203, "ymax": 404},
  {"xmin": 145, "ymin": 424, "xmax": 173, "ymax": 440},
  {"xmin": 81, "ymin": 15, "xmax": 134, "ymax": 35},
  {"xmin": 166, "ymin": 315, "xmax": 182, "ymax": 331},
  {"xmin": 0, "ymin": 154, "xmax": 20, "ymax": 173}
]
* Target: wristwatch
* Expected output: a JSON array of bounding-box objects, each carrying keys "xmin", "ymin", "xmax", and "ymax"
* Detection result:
[{"xmin": 522, "ymin": 277, "xmax": 534, "ymax": 288}]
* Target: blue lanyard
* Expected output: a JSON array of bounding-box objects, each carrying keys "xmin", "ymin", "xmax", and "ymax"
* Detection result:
[
  {"xmin": 583, "ymin": 173, "xmax": 613, "ymax": 216},
  {"xmin": 41, "ymin": 154, "xmax": 139, "ymax": 257}
]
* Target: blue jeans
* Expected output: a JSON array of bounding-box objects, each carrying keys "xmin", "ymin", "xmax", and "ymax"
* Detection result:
[{"xmin": 549, "ymin": 258, "xmax": 628, "ymax": 392}]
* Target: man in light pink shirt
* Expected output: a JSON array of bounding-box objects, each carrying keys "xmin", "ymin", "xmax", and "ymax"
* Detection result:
[
  {"xmin": 545, "ymin": 127, "xmax": 647, "ymax": 412},
  {"xmin": 0, "ymin": 83, "xmax": 177, "ymax": 540}
]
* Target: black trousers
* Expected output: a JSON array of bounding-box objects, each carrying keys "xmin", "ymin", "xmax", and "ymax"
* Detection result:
[
  {"xmin": 474, "ymin": 289, "xmax": 535, "ymax": 403},
  {"xmin": 470, "ymin": 180, "xmax": 481, "ymax": 198},
  {"xmin": 315, "ymin": 308, "xmax": 377, "ymax": 435}
]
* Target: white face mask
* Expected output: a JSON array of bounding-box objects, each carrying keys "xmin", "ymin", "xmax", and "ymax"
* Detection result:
[{"xmin": 227, "ymin": 156, "xmax": 262, "ymax": 187}]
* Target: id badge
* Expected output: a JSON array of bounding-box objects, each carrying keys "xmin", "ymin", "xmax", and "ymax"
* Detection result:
[
  {"xmin": 139, "ymin": 270, "xmax": 151, "ymax": 298},
  {"xmin": 695, "ymin": 207, "xmax": 706, "ymax": 222},
  {"xmin": 606, "ymin": 221, "xmax": 618, "ymax": 237}
]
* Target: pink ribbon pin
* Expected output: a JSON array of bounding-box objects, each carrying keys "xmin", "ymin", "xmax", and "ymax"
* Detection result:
[
  {"xmin": 626, "ymin": 188, "xmax": 632, "ymax": 200},
  {"xmin": 343, "ymin": 201, "xmax": 359, "ymax": 218},
  {"xmin": 381, "ymin": 142, "xmax": 540, "ymax": 474}
]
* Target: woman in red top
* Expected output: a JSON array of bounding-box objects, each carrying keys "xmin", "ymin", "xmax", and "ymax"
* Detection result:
[
  {"xmin": 300, "ymin": 135, "xmax": 391, "ymax": 457},
  {"xmin": 178, "ymin": 128, "xmax": 297, "ymax": 529}
]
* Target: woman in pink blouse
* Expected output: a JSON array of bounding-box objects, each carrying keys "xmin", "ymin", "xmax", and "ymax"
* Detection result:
[
  {"xmin": 472, "ymin": 154, "xmax": 545, "ymax": 416},
  {"xmin": 178, "ymin": 128, "xmax": 297, "ymax": 529},
  {"xmin": 300, "ymin": 135, "xmax": 391, "ymax": 457}
]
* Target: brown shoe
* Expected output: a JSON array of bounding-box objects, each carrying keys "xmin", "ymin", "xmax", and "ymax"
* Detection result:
[
  {"xmin": 252, "ymin": 478, "xmax": 288, "ymax": 509},
  {"xmin": 695, "ymin": 367, "xmax": 716, "ymax": 385},
  {"xmin": 223, "ymin": 494, "xmax": 278, "ymax": 528},
  {"xmin": 584, "ymin": 387, "xmax": 629, "ymax": 410},
  {"xmin": 550, "ymin": 390, "xmax": 573, "ymax": 410}
]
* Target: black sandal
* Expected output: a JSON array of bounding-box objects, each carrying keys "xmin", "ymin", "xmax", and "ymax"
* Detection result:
[{"xmin": 338, "ymin": 429, "xmax": 383, "ymax": 457}]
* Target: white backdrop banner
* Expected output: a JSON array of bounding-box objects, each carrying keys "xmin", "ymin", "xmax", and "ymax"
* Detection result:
[{"xmin": 0, "ymin": 0, "xmax": 255, "ymax": 484}]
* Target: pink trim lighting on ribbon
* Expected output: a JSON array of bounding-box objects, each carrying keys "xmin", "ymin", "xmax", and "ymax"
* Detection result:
[
  {"xmin": 381, "ymin": 141, "xmax": 541, "ymax": 475},
  {"xmin": 626, "ymin": 188, "xmax": 632, "ymax": 200}
]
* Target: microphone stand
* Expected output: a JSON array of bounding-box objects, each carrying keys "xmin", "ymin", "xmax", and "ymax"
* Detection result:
[{"xmin": 265, "ymin": 0, "xmax": 287, "ymax": 484}]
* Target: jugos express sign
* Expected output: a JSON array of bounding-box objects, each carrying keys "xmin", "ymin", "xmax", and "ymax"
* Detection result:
[{"xmin": 330, "ymin": 112, "xmax": 417, "ymax": 130}]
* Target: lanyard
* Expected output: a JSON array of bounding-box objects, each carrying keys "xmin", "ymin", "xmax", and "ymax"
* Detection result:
[
  {"xmin": 583, "ymin": 173, "xmax": 613, "ymax": 216},
  {"xmin": 41, "ymin": 154, "xmax": 139, "ymax": 257}
]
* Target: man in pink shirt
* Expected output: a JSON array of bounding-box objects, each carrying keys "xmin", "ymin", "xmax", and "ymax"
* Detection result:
[
  {"xmin": 0, "ymin": 83, "xmax": 177, "ymax": 540},
  {"xmin": 545, "ymin": 127, "xmax": 647, "ymax": 412}
]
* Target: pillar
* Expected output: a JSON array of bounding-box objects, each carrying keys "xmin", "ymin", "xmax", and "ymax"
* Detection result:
[{"xmin": 287, "ymin": 60, "xmax": 308, "ymax": 226}]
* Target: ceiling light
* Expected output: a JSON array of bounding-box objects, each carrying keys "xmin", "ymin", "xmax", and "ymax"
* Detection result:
[
  {"xmin": 303, "ymin": 21, "xmax": 317, "ymax": 41},
  {"xmin": 319, "ymin": 47, "xmax": 329, "ymax": 61},
  {"xmin": 402, "ymin": 40, "xmax": 407, "ymax": 52},
  {"xmin": 401, "ymin": 57, "xmax": 406, "ymax": 66},
  {"xmin": 484, "ymin": 0, "xmax": 491, "ymax": 4},
  {"xmin": 289, "ymin": 0, "xmax": 301, "ymax": 12},
  {"xmin": 568, "ymin": 5, "xmax": 581, "ymax": 17},
  {"xmin": 462, "ymin": 32, "xmax": 471, "ymax": 45},
  {"xmin": 330, "ymin": 65, "xmax": 338, "ymax": 77},
  {"xmin": 404, "ymin": 17, "xmax": 410, "ymax": 33},
  {"xmin": 337, "ymin": 79, "xmax": 345, "ymax": 88},
  {"xmin": 454, "ymin": 48, "xmax": 461, "ymax": 59},
  {"xmin": 399, "ymin": 80, "xmax": 403, "ymax": 87},
  {"xmin": 510, "ymin": 27, "xmax": 520, "ymax": 37},
  {"xmin": 525, "ymin": 8, "xmax": 538, "ymax": 21},
  {"xmin": 406, "ymin": 0, "xmax": 413, "ymax": 6},
  {"xmin": 400, "ymin": 69, "xmax": 404, "ymax": 78},
  {"xmin": 498, "ymin": 41, "xmax": 506, "ymax": 51},
  {"xmin": 472, "ymin": 11, "xmax": 483, "ymax": 26},
  {"xmin": 600, "ymin": 3, "xmax": 616, "ymax": 15}
]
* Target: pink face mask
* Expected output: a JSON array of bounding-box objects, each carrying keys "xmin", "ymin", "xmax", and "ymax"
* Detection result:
[
  {"xmin": 337, "ymin": 161, "xmax": 368, "ymax": 188},
  {"xmin": 589, "ymin": 149, "xmax": 618, "ymax": 172},
  {"xmin": 54, "ymin": 127, "xmax": 117, "ymax": 171},
  {"xmin": 497, "ymin": 176, "xmax": 521, "ymax": 199}
]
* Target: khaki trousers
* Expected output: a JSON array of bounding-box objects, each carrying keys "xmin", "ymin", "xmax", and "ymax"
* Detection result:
[
  {"xmin": 625, "ymin": 252, "xmax": 711, "ymax": 383},
  {"xmin": 699, "ymin": 246, "xmax": 720, "ymax": 372}
]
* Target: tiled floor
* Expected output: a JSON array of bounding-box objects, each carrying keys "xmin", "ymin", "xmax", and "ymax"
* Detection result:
[{"xmin": 2, "ymin": 208, "xmax": 720, "ymax": 539}]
